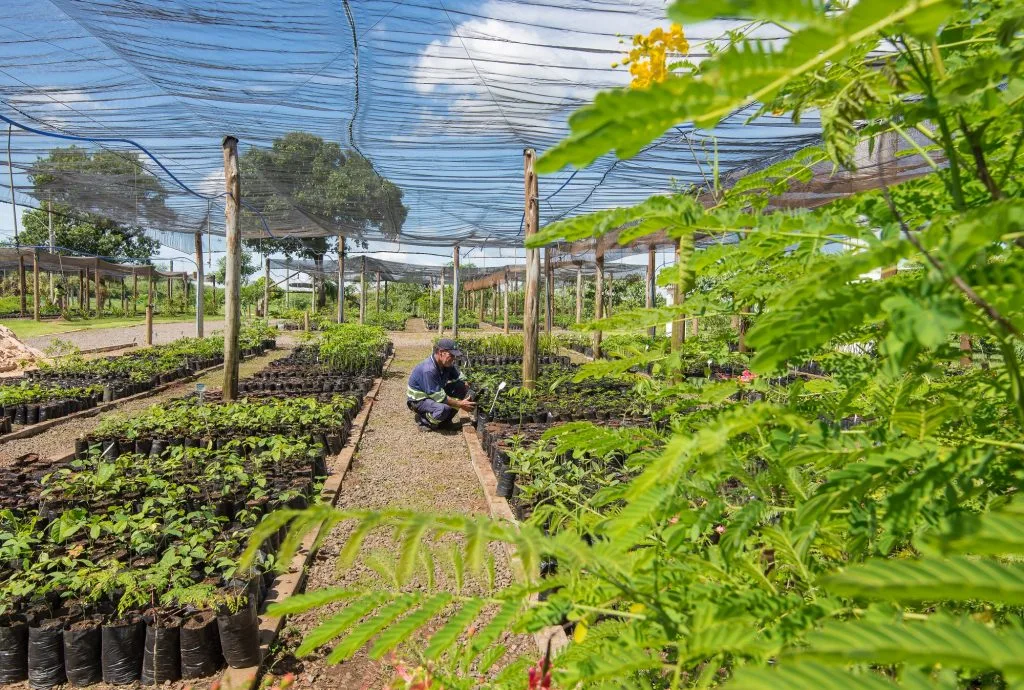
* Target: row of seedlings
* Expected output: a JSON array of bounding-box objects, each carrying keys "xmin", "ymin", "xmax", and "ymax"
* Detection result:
[
  {"xmin": 0, "ymin": 325, "xmax": 392, "ymax": 687},
  {"xmin": 1, "ymin": 324, "xmax": 279, "ymax": 433}
]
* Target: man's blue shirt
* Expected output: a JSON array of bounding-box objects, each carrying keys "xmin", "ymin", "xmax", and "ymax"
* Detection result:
[{"xmin": 407, "ymin": 355, "xmax": 463, "ymax": 404}]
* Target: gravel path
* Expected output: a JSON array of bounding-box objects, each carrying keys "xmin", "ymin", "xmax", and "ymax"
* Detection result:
[
  {"xmin": 0, "ymin": 344, "xmax": 292, "ymax": 467},
  {"xmin": 264, "ymin": 327, "xmax": 532, "ymax": 689},
  {"xmin": 25, "ymin": 319, "xmax": 227, "ymax": 352}
]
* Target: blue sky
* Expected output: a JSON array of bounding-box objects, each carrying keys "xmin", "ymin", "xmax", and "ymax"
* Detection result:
[{"xmin": 0, "ymin": 0, "xmax": 819, "ymax": 279}]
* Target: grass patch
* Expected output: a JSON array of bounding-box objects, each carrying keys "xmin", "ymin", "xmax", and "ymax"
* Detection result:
[{"xmin": 6, "ymin": 315, "xmax": 216, "ymax": 341}]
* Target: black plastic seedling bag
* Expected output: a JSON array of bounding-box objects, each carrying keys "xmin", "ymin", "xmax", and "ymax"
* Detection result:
[
  {"xmin": 63, "ymin": 618, "xmax": 102, "ymax": 686},
  {"xmin": 0, "ymin": 616, "xmax": 28, "ymax": 682},
  {"xmin": 101, "ymin": 616, "xmax": 144, "ymax": 684},
  {"xmin": 27, "ymin": 618, "xmax": 66, "ymax": 689},
  {"xmin": 216, "ymin": 606, "xmax": 261, "ymax": 669},
  {"xmin": 180, "ymin": 611, "xmax": 223, "ymax": 679},
  {"xmin": 140, "ymin": 615, "xmax": 181, "ymax": 685}
]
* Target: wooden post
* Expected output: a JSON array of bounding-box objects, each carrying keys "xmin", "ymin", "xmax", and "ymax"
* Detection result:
[
  {"xmin": 479, "ymin": 288, "xmax": 485, "ymax": 324},
  {"xmin": 78, "ymin": 269, "xmax": 84, "ymax": 310},
  {"xmin": 452, "ymin": 245, "xmax": 460, "ymax": 338},
  {"xmin": 672, "ymin": 239, "xmax": 685, "ymax": 352},
  {"xmin": 121, "ymin": 277, "xmax": 127, "ymax": 313},
  {"xmin": 221, "ymin": 135, "xmax": 242, "ymax": 402},
  {"xmin": 544, "ymin": 248, "xmax": 554, "ymax": 335},
  {"xmin": 575, "ymin": 264, "xmax": 583, "ymax": 324},
  {"xmin": 384, "ymin": 280, "xmax": 389, "ymax": 311},
  {"xmin": 18, "ymin": 255, "xmax": 26, "ymax": 316},
  {"xmin": 85, "ymin": 265, "xmax": 92, "ymax": 316},
  {"xmin": 145, "ymin": 272, "xmax": 154, "ymax": 345},
  {"xmin": 194, "ymin": 233, "xmax": 204, "ymax": 337},
  {"xmin": 132, "ymin": 270, "xmax": 138, "ymax": 317},
  {"xmin": 646, "ymin": 245, "xmax": 656, "ymax": 338},
  {"xmin": 503, "ymin": 270, "xmax": 510, "ymax": 333},
  {"xmin": 262, "ymin": 255, "xmax": 270, "ymax": 319},
  {"xmin": 375, "ymin": 271, "xmax": 381, "ymax": 314},
  {"xmin": 960, "ymin": 334, "xmax": 972, "ymax": 367},
  {"xmin": 31, "ymin": 249, "xmax": 40, "ymax": 321},
  {"xmin": 438, "ymin": 267, "xmax": 445, "ymax": 335},
  {"xmin": 359, "ymin": 256, "xmax": 366, "ymax": 324},
  {"xmin": 523, "ymin": 148, "xmax": 540, "ymax": 389},
  {"xmin": 593, "ymin": 248, "xmax": 604, "ymax": 359},
  {"xmin": 337, "ymin": 237, "xmax": 345, "ymax": 323}
]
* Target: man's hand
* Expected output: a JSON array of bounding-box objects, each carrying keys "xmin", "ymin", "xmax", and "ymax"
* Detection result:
[{"xmin": 455, "ymin": 398, "xmax": 477, "ymax": 412}]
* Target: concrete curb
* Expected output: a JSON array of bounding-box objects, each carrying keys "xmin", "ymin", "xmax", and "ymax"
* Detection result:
[{"xmin": 220, "ymin": 354, "xmax": 395, "ymax": 690}]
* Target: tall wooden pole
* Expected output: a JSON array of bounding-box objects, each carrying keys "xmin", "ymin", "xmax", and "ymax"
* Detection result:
[
  {"xmin": 285, "ymin": 260, "xmax": 291, "ymax": 308},
  {"xmin": 647, "ymin": 245, "xmax": 657, "ymax": 338},
  {"xmin": 78, "ymin": 270, "xmax": 84, "ymax": 310},
  {"xmin": 359, "ymin": 256, "xmax": 366, "ymax": 325},
  {"xmin": 438, "ymin": 267, "xmax": 445, "ymax": 335},
  {"xmin": 543, "ymin": 247, "xmax": 554, "ymax": 335},
  {"xmin": 503, "ymin": 270, "xmax": 510, "ymax": 333},
  {"xmin": 384, "ymin": 280, "xmax": 389, "ymax": 311},
  {"xmin": 452, "ymin": 245, "xmax": 460, "ymax": 338},
  {"xmin": 575, "ymin": 264, "xmax": 583, "ymax": 324},
  {"xmin": 18, "ymin": 255, "xmax": 26, "ymax": 316},
  {"xmin": 593, "ymin": 249, "xmax": 604, "ymax": 359},
  {"xmin": 221, "ymin": 135, "xmax": 242, "ymax": 402},
  {"xmin": 194, "ymin": 233, "xmax": 204, "ymax": 337},
  {"xmin": 479, "ymin": 288, "xmax": 485, "ymax": 324},
  {"xmin": 522, "ymin": 149, "xmax": 540, "ymax": 389},
  {"xmin": 132, "ymin": 270, "xmax": 138, "ymax": 317},
  {"xmin": 31, "ymin": 249, "xmax": 40, "ymax": 321},
  {"xmin": 375, "ymin": 271, "xmax": 381, "ymax": 314},
  {"xmin": 145, "ymin": 272, "xmax": 154, "ymax": 345},
  {"xmin": 263, "ymin": 255, "xmax": 271, "ymax": 319},
  {"xmin": 121, "ymin": 277, "xmax": 126, "ymax": 313},
  {"xmin": 671, "ymin": 239, "xmax": 685, "ymax": 352},
  {"xmin": 337, "ymin": 237, "xmax": 345, "ymax": 323}
]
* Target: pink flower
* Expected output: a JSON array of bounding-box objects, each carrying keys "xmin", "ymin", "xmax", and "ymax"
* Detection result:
[
  {"xmin": 739, "ymin": 370, "xmax": 756, "ymax": 383},
  {"xmin": 715, "ymin": 524, "xmax": 726, "ymax": 534}
]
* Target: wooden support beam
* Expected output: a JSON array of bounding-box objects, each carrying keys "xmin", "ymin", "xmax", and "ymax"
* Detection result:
[
  {"xmin": 375, "ymin": 271, "xmax": 381, "ymax": 314},
  {"xmin": 438, "ymin": 267, "xmax": 445, "ymax": 335},
  {"xmin": 18, "ymin": 255, "xmax": 26, "ymax": 317},
  {"xmin": 452, "ymin": 245, "xmax": 460, "ymax": 338},
  {"xmin": 337, "ymin": 238, "xmax": 345, "ymax": 323},
  {"xmin": 671, "ymin": 239, "xmax": 686, "ymax": 352},
  {"xmin": 479, "ymin": 286, "xmax": 485, "ymax": 324},
  {"xmin": 359, "ymin": 256, "xmax": 366, "ymax": 325},
  {"xmin": 132, "ymin": 270, "xmax": 138, "ymax": 317},
  {"xmin": 31, "ymin": 249, "xmax": 40, "ymax": 321},
  {"xmin": 575, "ymin": 264, "xmax": 583, "ymax": 324},
  {"xmin": 221, "ymin": 135, "xmax": 242, "ymax": 402},
  {"xmin": 194, "ymin": 233, "xmax": 204, "ymax": 337},
  {"xmin": 146, "ymin": 275, "xmax": 154, "ymax": 346},
  {"xmin": 523, "ymin": 149, "xmax": 540, "ymax": 389},
  {"xmin": 384, "ymin": 280, "xmax": 389, "ymax": 311},
  {"xmin": 544, "ymin": 247, "xmax": 553, "ymax": 335},
  {"xmin": 78, "ymin": 269, "xmax": 84, "ymax": 311},
  {"xmin": 263, "ymin": 255, "xmax": 271, "ymax": 319},
  {"xmin": 647, "ymin": 245, "xmax": 656, "ymax": 337},
  {"xmin": 593, "ymin": 249, "xmax": 604, "ymax": 359},
  {"xmin": 503, "ymin": 270, "xmax": 510, "ymax": 333}
]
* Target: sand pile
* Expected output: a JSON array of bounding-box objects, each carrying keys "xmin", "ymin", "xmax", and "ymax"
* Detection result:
[{"xmin": 0, "ymin": 325, "xmax": 45, "ymax": 374}]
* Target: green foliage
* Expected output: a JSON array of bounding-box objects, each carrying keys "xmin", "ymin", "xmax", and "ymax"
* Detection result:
[{"xmin": 263, "ymin": 1, "xmax": 1024, "ymax": 687}]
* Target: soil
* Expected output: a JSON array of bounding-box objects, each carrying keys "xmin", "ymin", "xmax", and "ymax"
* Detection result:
[
  {"xmin": 263, "ymin": 319, "xmax": 533, "ymax": 690},
  {"xmin": 0, "ymin": 340, "xmax": 295, "ymax": 467}
]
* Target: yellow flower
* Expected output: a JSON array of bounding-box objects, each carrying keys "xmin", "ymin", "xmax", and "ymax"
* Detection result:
[{"xmin": 615, "ymin": 23, "xmax": 689, "ymax": 88}]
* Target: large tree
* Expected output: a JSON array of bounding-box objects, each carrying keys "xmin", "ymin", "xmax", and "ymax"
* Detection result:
[
  {"xmin": 5, "ymin": 145, "xmax": 172, "ymax": 261},
  {"xmin": 240, "ymin": 132, "xmax": 408, "ymax": 307}
]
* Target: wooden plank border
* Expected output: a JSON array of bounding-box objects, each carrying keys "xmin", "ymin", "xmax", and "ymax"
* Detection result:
[
  {"xmin": 461, "ymin": 423, "xmax": 570, "ymax": 657},
  {"xmin": 220, "ymin": 354, "xmax": 394, "ymax": 690}
]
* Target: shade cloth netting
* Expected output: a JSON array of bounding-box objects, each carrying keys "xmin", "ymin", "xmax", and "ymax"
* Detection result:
[
  {"xmin": 0, "ymin": 248, "xmax": 190, "ymax": 280},
  {"xmin": 0, "ymin": 1, "xmax": 935, "ymax": 255}
]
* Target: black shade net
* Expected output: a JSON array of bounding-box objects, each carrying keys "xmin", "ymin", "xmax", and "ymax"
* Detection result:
[{"xmin": 0, "ymin": 0, "xmax": 837, "ymax": 255}]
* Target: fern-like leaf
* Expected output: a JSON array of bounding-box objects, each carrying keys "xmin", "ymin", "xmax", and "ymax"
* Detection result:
[
  {"xmin": 724, "ymin": 662, "xmax": 901, "ymax": 689},
  {"xmin": 424, "ymin": 598, "xmax": 487, "ymax": 660},
  {"xmin": 825, "ymin": 557, "xmax": 1024, "ymax": 605},
  {"xmin": 368, "ymin": 592, "xmax": 453, "ymax": 659},
  {"xmin": 295, "ymin": 592, "xmax": 388, "ymax": 657},
  {"xmin": 266, "ymin": 587, "xmax": 359, "ymax": 616},
  {"xmin": 325, "ymin": 594, "xmax": 418, "ymax": 663}
]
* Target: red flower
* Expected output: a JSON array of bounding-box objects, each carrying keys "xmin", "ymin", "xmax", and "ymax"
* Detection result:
[{"xmin": 739, "ymin": 369, "xmax": 756, "ymax": 383}]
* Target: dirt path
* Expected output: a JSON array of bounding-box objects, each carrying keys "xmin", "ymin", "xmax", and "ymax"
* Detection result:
[
  {"xmin": 24, "ymin": 319, "xmax": 227, "ymax": 352},
  {"xmin": 0, "ymin": 342, "xmax": 293, "ymax": 466},
  {"xmin": 267, "ymin": 327, "xmax": 531, "ymax": 689}
]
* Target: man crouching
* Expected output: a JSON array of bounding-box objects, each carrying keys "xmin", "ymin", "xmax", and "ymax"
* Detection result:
[{"xmin": 407, "ymin": 338, "xmax": 476, "ymax": 430}]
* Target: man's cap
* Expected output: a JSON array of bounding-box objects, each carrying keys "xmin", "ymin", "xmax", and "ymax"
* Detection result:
[{"xmin": 435, "ymin": 338, "xmax": 463, "ymax": 357}]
